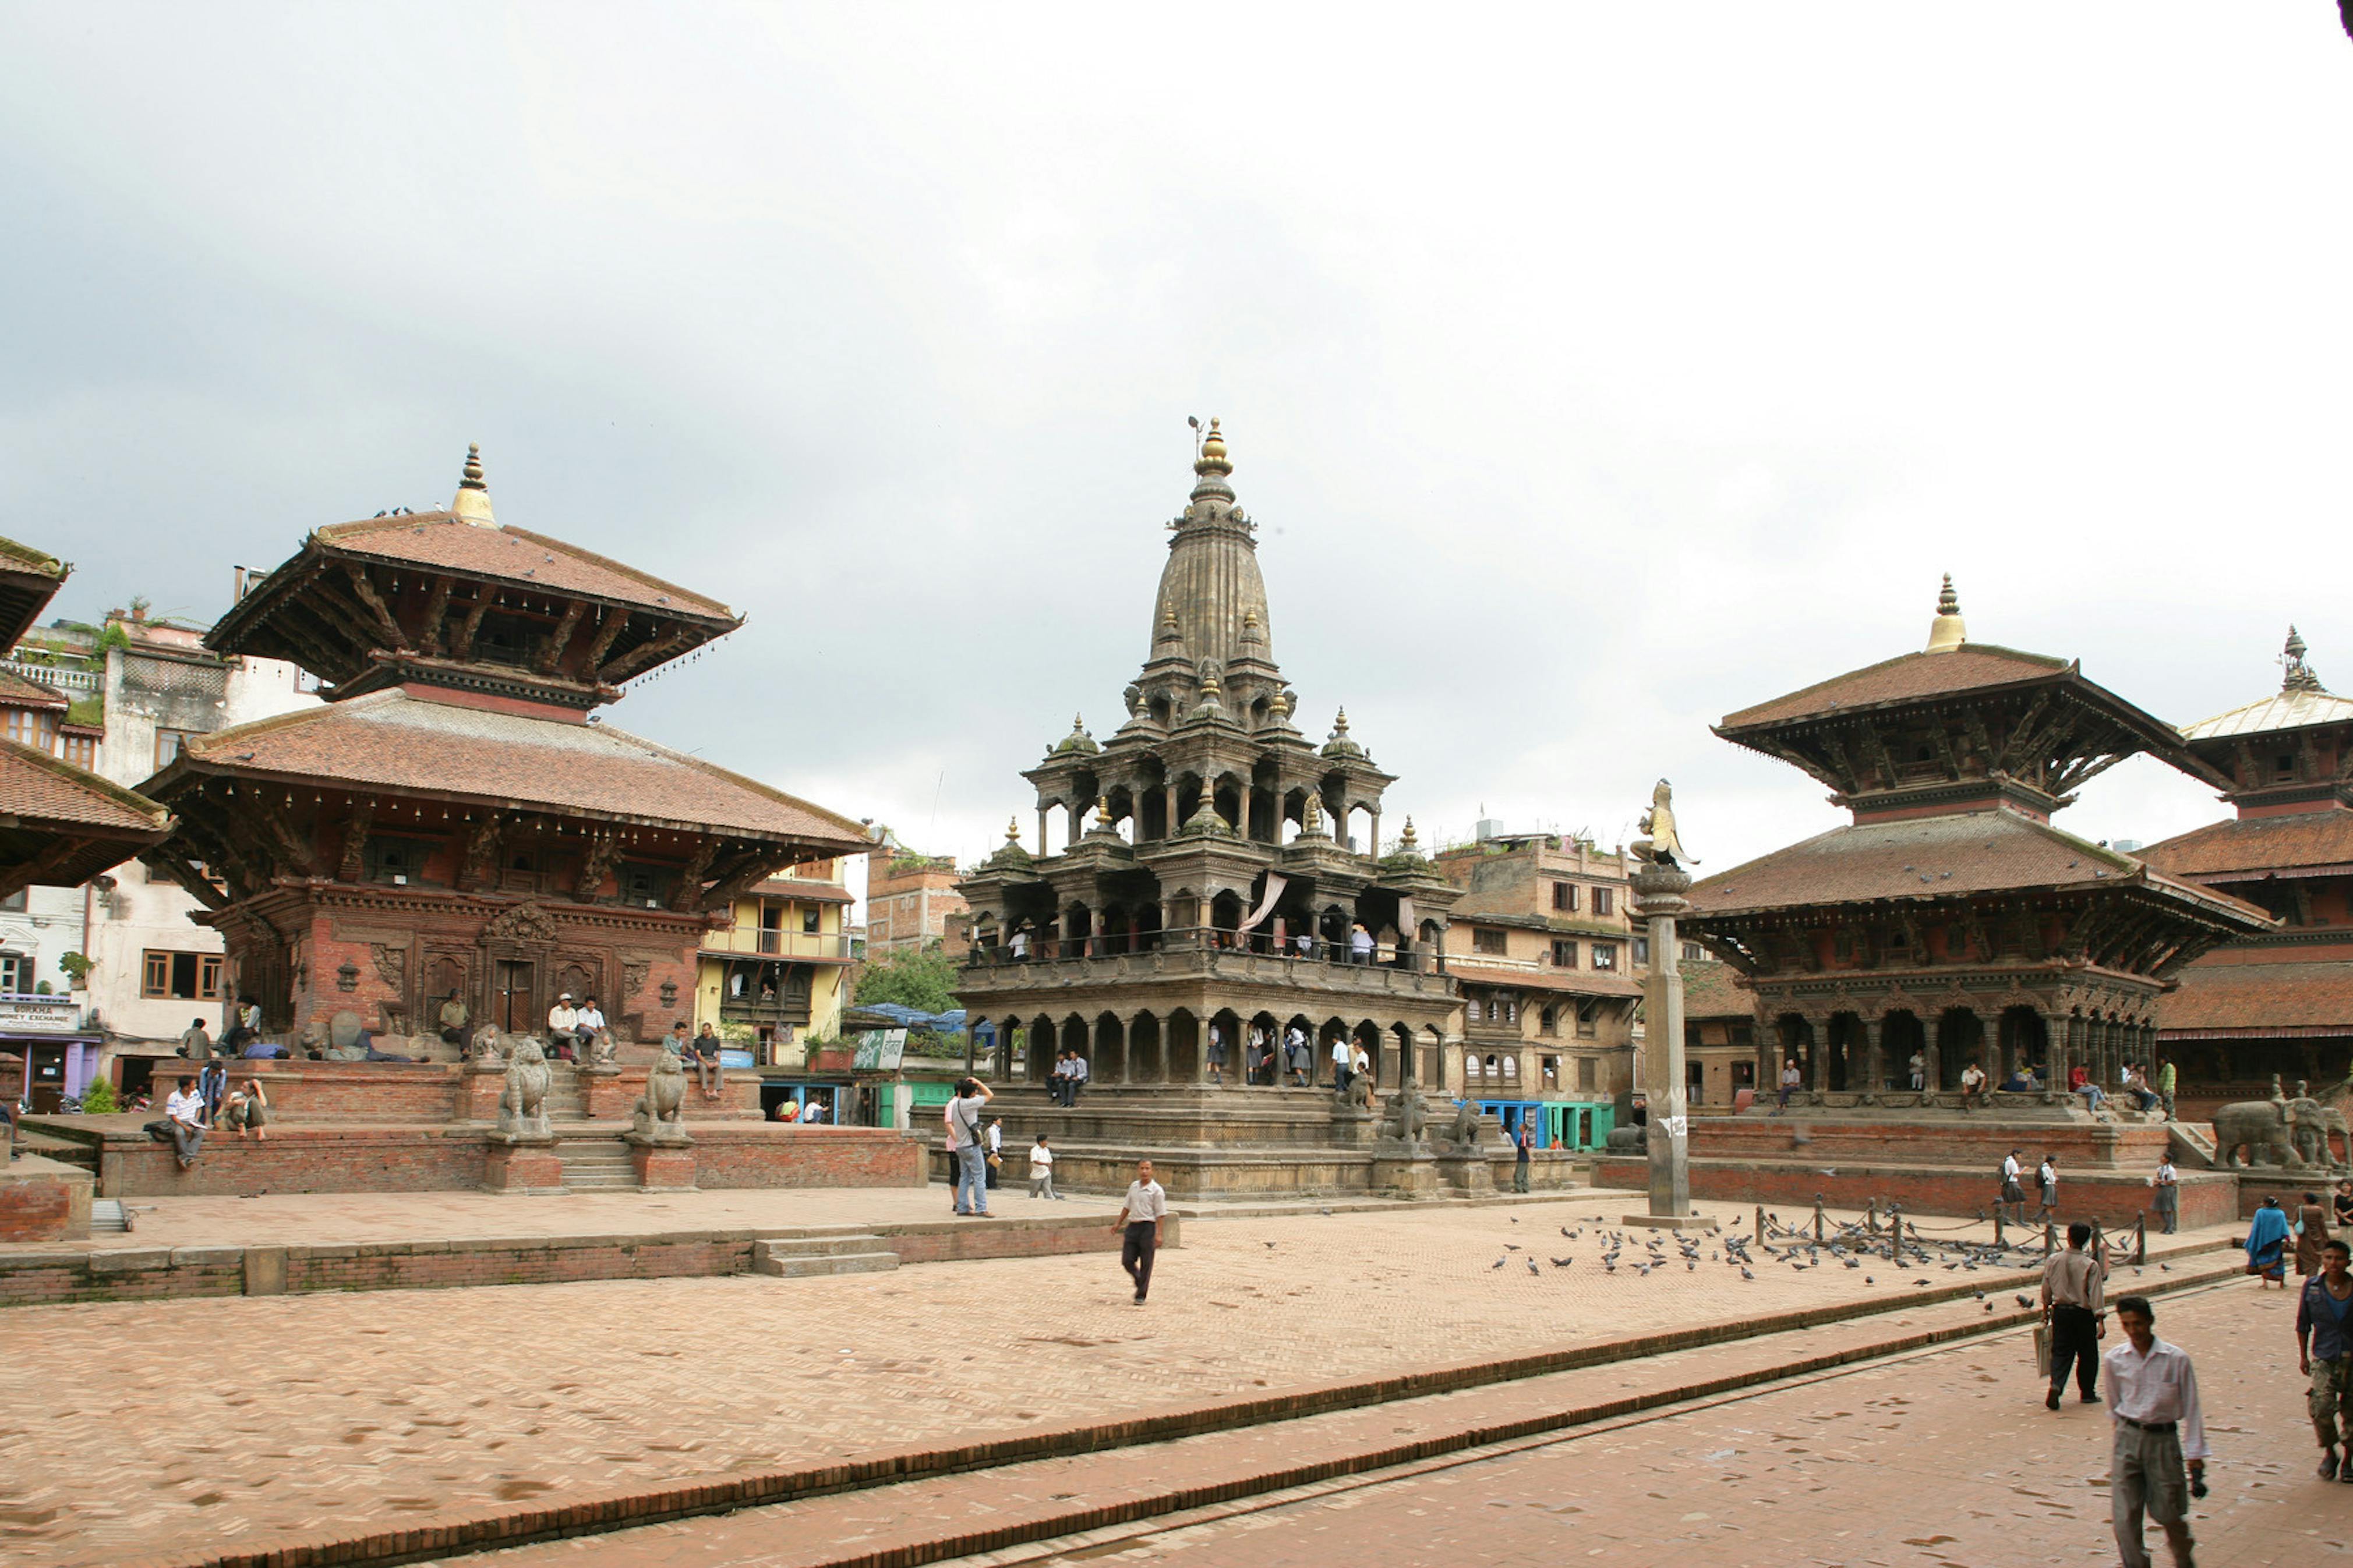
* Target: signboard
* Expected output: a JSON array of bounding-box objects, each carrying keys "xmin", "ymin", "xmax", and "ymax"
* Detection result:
[
  {"xmin": 0, "ymin": 996, "xmax": 85, "ymax": 1035},
  {"xmin": 850, "ymin": 1029, "xmax": 908, "ymax": 1073}
]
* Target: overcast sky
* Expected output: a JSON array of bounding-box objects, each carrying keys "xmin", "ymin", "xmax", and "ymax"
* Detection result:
[{"xmin": 5, "ymin": 6, "xmax": 2350, "ymax": 901}]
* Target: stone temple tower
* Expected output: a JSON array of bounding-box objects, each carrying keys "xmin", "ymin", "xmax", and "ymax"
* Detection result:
[{"xmin": 954, "ymin": 423, "xmax": 1491, "ymax": 1198}]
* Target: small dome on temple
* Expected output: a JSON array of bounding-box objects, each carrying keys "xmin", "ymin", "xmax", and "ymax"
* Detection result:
[
  {"xmin": 2283, "ymin": 625, "xmax": 2324, "ymax": 693},
  {"xmin": 1051, "ymin": 713, "xmax": 1100, "ymax": 756},
  {"xmin": 1924, "ymin": 574, "xmax": 1967, "ymax": 654},
  {"xmin": 1321, "ymin": 706, "xmax": 1365, "ymax": 759}
]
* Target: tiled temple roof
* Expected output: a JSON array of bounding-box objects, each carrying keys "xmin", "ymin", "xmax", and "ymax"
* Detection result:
[
  {"xmin": 2158, "ymin": 957, "xmax": 2353, "ymax": 1039},
  {"xmin": 2139, "ymin": 809, "xmax": 2353, "ymax": 881}
]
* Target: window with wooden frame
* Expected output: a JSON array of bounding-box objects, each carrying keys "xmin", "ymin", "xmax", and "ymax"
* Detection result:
[
  {"xmin": 1551, "ymin": 881, "xmax": 1577, "ymax": 912},
  {"xmin": 1551, "ymin": 939, "xmax": 1577, "ymax": 968},
  {"xmin": 141, "ymin": 949, "xmax": 224, "ymax": 1000},
  {"xmin": 1592, "ymin": 942, "xmax": 1619, "ymax": 971},
  {"xmin": 1592, "ymin": 887, "xmax": 1614, "ymax": 917},
  {"xmin": 1472, "ymin": 926, "xmax": 1507, "ymax": 956}
]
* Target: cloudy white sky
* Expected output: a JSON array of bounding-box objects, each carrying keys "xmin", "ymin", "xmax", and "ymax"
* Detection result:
[{"xmin": 5, "ymin": 5, "xmax": 2350, "ymax": 900}]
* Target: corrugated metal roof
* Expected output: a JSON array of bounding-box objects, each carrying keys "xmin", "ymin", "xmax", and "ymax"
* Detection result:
[{"xmin": 2181, "ymin": 686, "xmax": 2353, "ymax": 741}]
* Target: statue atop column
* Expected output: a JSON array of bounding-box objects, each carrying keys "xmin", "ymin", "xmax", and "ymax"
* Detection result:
[
  {"xmin": 1626, "ymin": 778, "xmax": 1710, "ymax": 1231},
  {"xmin": 1632, "ymin": 778, "xmax": 1693, "ymax": 869}
]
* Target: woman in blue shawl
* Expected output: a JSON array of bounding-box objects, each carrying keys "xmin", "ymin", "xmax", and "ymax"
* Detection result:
[{"xmin": 2248, "ymin": 1195, "xmax": 2292, "ymax": 1286}]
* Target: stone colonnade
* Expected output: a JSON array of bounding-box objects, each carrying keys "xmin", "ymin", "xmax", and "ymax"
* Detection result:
[
  {"xmin": 973, "ymin": 1006, "xmax": 1449, "ymax": 1095},
  {"xmin": 1751, "ymin": 1000, "xmax": 2162, "ymax": 1102}
]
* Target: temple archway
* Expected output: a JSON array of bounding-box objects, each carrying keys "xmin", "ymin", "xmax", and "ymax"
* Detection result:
[
  {"xmin": 1027, "ymin": 1014, "xmax": 1057, "ymax": 1082},
  {"xmin": 1249, "ymin": 1011, "xmax": 1283, "ymax": 1085},
  {"xmin": 1094, "ymin": 1011, "xmax": 1127, "ymax": 1085},
  {"xmin": 1882, "ymin": 1010, "xmax": 1927, "ymax": 1091},
  {"xmin": 1166, "ymin": 1008, "xmax": 1200, "ymax": 1082},
  {"xmin": 1998, "ymin": 1006, "xmax": 2047, "ymax": 1085},
  {"xmin": 1130, "ymin": 1011, "xmax": 1163, "ymax": 1084},
  {"xmin": 1936, "ymin": 1007, "xmax": 1984, "ymax": 1090}
]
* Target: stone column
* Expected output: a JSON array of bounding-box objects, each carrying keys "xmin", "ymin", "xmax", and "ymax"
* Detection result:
[
  {"xmin": 1036, "ymin": 806, "xmax": 1050, "ymax": 858},
  {"xmin": 1369, "ymin": 809, "xmax": 1382, "ymax": 859},
  {"xmin": 2041, "ymin": 1011, "xmax": 2069, "ymax": 1106},
  {"xmin": 1859, "ymin": 1018, "xmax": 1884, "ymax": 1105},
  {"xmin": 1626, "ymin": 859, "xmax": 1705, "ymax": 1228},
  {"xmin": 1164, "ymin": 783, "xmax": 1178, "ymax": 843}
]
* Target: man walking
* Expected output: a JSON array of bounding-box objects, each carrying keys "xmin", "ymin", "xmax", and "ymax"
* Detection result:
[
  {"xmin": 2298, "ymin": 1236, "xmax": 2353, "ymax": 1481},
  {"xmin": 2104, "ymin": 1294, "xmax": 2205, "ymax": 1568},
  {"xmin": 1027, "ymin": 1133, "xmax": 1059, "ymax": 1200},
  {"xmin": 1111, "ymin": 1158, "xmax": 1167, "ymax": 1304},
  {"xmin": 946, "ymin": 1076, "xmax": 992, "ymax": 1217},
  {"xmin": 2041, "ymin": 1221, "xmax": 2105, "ymax": 1410}
]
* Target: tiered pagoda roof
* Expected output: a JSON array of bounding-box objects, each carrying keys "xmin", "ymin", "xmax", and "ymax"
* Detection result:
[{"xmin": 0, "ymin": 535, "xmax": 173, "ymax": 897}]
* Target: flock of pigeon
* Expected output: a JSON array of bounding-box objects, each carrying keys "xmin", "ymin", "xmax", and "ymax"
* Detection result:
[{"xmin": 1482, "ymin": 1209, "xmax": 2167, "ymax": 1304}]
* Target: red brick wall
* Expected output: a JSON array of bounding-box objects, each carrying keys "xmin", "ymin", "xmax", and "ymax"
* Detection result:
[
  {"xmin": 0, "ymin": 1179, "xmax": 73, "ymax": 1243},
  {"xmin": 203, "ymin": 1061, "xmax": 467, "ymax": 1121},
  {"xmin": 691, "ymin": 1127, "xmax": 925, "ymax": 1188},
  {"xmin": 98, "ymin": 1127, "xmax": 489, "ymax": 1198}
]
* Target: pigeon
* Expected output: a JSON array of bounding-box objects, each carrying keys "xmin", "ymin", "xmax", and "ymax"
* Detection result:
[
  {"xmin": 1687, "ymin": 1260, "xmax": 1696, "ymax": 1271},
  {"xmin": 1562, "ymin": 1226, "xmax": 1573, "ymax": 1237},
  {"xmin": 1263, "ymin": 1241, "xmax": 1277, "ymax": 1249},
  {"xmin": 1984, "ymin": 1301, "xmax": 1994, "ymax": 1312},
  {"xmin": 2017, "ymin": 1294, "xmax": 2033, "ymax": 1308},
  {"xmin": 1973, "ymin": 1291, "xmax": 1985, "ymax": 1301},
  {"xmin": 1740, "ymin": 1266, "xmax": 1755, "ymax": 1280},
  {"xmin": 1914, "ymin": 1279, "xmax": 1930, "ymax": 1287},
  {"xmin": 1504, "ymin": 1244, "xmax": 1522, "ymax": 1252},
  {"xmin": 1510, "ymin": 1216, "xmax": 1519, "ymax": 1224},
  {"xmin": 1528, "ymin": 1259, "xmax": 1541, "ymax": 1275},
  {"xmin": 1865, "ymin": 1276, "xmax": 1875, "ymax": 1284},
  {"xmin": 2160, "ymin": 1263, "xmax": 2171, "ymax": 1272},
  {"xmin": 1492, "ymin": 1258, "xmax": 1506, "ymax": 1270},
  {"xmin": 1550, "ymin": 1257, "xmax": 1573, "ymax": 1268}
]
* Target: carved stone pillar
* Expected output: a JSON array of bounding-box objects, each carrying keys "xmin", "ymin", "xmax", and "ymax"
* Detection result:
[
  {"xmin": 1036, "ymin": 806, "xmax": 1050, "ymax": 859},
  {"xmin": 2041, "ymin": 1011, "xmax": 2069, "ymax": 1106},
  {"xmin": 1627, "ymin": 859, "xmax": 1702, "ymax": 1227},
  {"xmin": 1859, "ymin": 1018, "xmax": 1884, "ymax": 1105}
]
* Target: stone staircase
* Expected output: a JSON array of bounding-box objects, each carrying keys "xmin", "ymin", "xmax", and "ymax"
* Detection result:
[
  {"xmin": 90, "ymin": 1199, "xmax": 130, "ymax": 1234},
  {"xmin": 542, "ymin": 1068, "xmax": 589, "ymax": 1123},
  {"xmin": 556, "ymin": 1139, "xmax": 637, "ymax": 1191},
  {"xmin": 2168, "ymin": 1121, "xmax": 2220, "ymax": 1170},
  {"xmin": 753, "ymin": 1234, "xmax": 900, "ymax": 1279}
]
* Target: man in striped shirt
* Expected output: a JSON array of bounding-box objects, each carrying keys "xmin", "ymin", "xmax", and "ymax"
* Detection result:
[{"xmin": 2103, "ymin": 1294, "xmax": 2205, "ymax": 1568}]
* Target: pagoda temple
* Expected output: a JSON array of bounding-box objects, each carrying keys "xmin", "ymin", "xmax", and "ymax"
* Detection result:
[
  {"xmin": 1686, "ymin": 579, "xmax": 2271, "ymax": 1108},
  {"xmin": 137, "ymin": 447, "xmax": 874, "ymax": 1045},
  {"xmin": 955, "ymin": 423, "xmax": 1507, "ymax": 1198},
  {"xmin": 0, "ymin": 537, "xmax": 172, "ymax": 899},
  {"xmin": 2143, "ymin": 628, "xmax": 2353, "ymax": 1112}
]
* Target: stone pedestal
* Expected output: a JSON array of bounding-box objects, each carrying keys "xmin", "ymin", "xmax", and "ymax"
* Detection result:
[
  {"xmin": 630, "ymin": 1140, "xmax": 697, "ymax": 1191},
  {"xmin": 1329, "ymin": 1106, "xmax": 1378, "ymax": 1148},
  {"xmin": 462, "ymin": 1063, "xmax": 508, "ymax": 1122},
  {"xmin": 0, "ymin": 1153, "xmax": 93, "ymax": 1241},
  {"xmin": 1370, "ymin": 1141, "xmax": 1439, "ymax": 1198},
  {"xmin": 481, "ymin": 1137, "xmax": 563, "ymax": 1194},
  {"xmin": 1437, "ymin": 1148, "xmax": 1495, "ymax": 1194}
]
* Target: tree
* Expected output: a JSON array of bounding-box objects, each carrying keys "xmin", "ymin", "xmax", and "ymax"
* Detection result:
[{"xmin": 853, "ymin": 941, "xmax": 960, "ymax": 1014}]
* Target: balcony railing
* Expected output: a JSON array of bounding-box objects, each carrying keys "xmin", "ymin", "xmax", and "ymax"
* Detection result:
[
  {"xmin": 959, "ymin": 925, "xmax": 1460, "ymax": 999},
  {"xmin": 701, "ymin": 929, "xmax": 856, "ymax": 961}
]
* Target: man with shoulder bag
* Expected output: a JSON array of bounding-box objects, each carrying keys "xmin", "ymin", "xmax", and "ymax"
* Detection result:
[
  {"xmin": 946, "ymin": 1077, "xmax": 992, "ymax": 1217},
  {"xmin": 2041, "ymin": 1221, "xmax": 2106, "ymax": 1410}
]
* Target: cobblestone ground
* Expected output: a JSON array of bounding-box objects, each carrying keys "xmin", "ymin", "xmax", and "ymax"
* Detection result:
[
  {"xmin": 0, "ymin": 1189, "xmax": 2228, "ymax": 1566},
  {"xmin": 983, "ymin": 1282, "xmax": 2336, "ymax": 1568}
]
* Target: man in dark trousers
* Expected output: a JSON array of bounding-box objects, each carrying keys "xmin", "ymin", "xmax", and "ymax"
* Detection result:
[
  {"xmin": 2040, "ymin": 1220, "xmax": 2105, "ymax": 1409},
  {"xmin": 1111, "ymin": 1158, "xmax": 1167, "ymax": 1305}
]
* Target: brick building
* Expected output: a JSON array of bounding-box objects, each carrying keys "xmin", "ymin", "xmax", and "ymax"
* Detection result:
[
  {"xmin": 864, "ymin": 847, "xmax": 966, "ymax": 956},
  {"xmin": 1429, "ymin": 832, "xmax": 1642, "ymax": 1103},
  {"xmin": 135, "ymin": 445, "xmax": 872, "ymax": 1046},
  {"xmin": 696, "ymin": 859, "xmax": 857, "ymax": 1060},
  {"xmin": 2142, "ymin": 628, "xmax": 2353, "ymax": 1107}
]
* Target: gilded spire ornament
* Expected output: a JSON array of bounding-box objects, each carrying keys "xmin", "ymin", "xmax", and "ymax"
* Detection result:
[
  {"xmin": 453, "ymin": 441, "xmax": 495, "ymax": 523},
  {"xmin": 2283, "ymin": 625, "xmax": 2323, "ymax": 693},
  {"xmin": 1924, "ymin": 573, "xmax": 1966, "ymax": 654}
]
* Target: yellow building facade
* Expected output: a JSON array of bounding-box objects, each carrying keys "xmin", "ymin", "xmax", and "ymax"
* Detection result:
[{"xmin": 694, "ymin": 860, "xmax": 857, "ymax": 1063}]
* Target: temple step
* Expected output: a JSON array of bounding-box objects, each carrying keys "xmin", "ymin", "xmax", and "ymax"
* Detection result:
[
  {"xmin": 90, "ymin": 1199, "xmax": 130, "ymax": 1234},
  {"xmin": 556, "ymin": 1141, "xmax": 636, "ymax": 1190},
  {"xmin": 753, "ymin": 1236, "xmax": 900, "ymax": 1278}
]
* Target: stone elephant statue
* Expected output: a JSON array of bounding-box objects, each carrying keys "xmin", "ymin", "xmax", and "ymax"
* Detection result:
[
  {"xmin": 2213, "ymin": 1098, "xmax": 2301, "ymax": 1169},
  {"xmin": 2290, "ymin": 1100, "xmax": 2350, "ymax": 1170}
]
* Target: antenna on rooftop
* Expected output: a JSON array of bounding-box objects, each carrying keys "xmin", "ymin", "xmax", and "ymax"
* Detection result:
[{"xmin": 1187, "ymin": 415, "xmax": 1202, "ymax": 462}]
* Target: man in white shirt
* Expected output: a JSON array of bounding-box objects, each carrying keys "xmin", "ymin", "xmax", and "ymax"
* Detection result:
[
  {"xmin": 576, "ymin": 996, "xmax": 606, "ymax": 1046},
  {"xmin": 1773, "ymin": 1058, "xmax": 1801, "ymax": 1116},
  {"xmin": 946, "ymin": 1077, "xmax": 993, "ymax": 1217},
  {"xmin": 1352, "ymin": 1040, "xmax": 1371, "ymax": 1088},
  {"xmin": 546, "ymin": 994, "xmax": 580, "ymax": 1062},
  {"xmin": 1959, "ymin": 1059, "xmax": 1988, "ymax": 1112},
  {"xmin": 1009, "ymin": 926, "xmax": 1030, "ymax": 961},
  {"xmin": 1027, "ymin": 1133, "xmax": 1059, "ymax": 1200},
  {"xmin": 2103, "ymin": 1294, "xmax": 2204, "ymax": 1568},
  {"xmin": 1349, "ymin": 922, "xmax": 1374, "ymax": 964},
  {"xmin": 1331, "ymin": 1035, "xmax": 1352, "ymax": 1094},
  {"xmin": 161, "ymin": 1074, "xmax": 207, "ymax": 1169},
  {"xmin": 1111, "ymin": 1158, "xmax": 1168, "ymax": 1304}
]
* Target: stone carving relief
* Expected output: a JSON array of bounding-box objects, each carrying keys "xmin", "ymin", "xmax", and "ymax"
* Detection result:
[{"xmin": 483, "ymin": 902, "xmax": 559, "ymax": 946}]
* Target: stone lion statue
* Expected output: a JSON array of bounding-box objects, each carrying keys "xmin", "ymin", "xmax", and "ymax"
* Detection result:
[
  {"xmin": 580, "ymin": 1028, "xmax": 617, "ymax": 1070},
  {"xmin": 1377, "ymin": 1087, "xmax": 1430, "ymax": 1145},
  {"xmin": 1334, "ymin": 1071, "xmax": 1375, "ymax": 1112},
  {"xmin": 496, "ymin": 1038, "xmax": 551, "ymax": 1138},
  {"xmin": 1444, "ymin": 1097, "xmax": 1483, "ymax": 1149},
  {"xmin": 468, "ymin": 1023, "xmax": 506, "ymax": 1067},
  {"xmin": 631, "ymin": 1050, "xmax": 688, "ymax": 1141}
]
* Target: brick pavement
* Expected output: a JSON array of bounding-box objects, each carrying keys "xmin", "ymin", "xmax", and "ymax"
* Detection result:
[
  {"xmin": 0, "ymin": 1195, "xmax": 2236, "ymax": 1567},
  {"xmin": 964, "ymin": 1279, "xmax": 2336, "ymax": 1568}
]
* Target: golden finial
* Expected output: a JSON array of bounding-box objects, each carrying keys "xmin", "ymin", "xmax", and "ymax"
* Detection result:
[
  {"xmin": 1241, "ymin": 606, "xmax": 1260, "ymax": 642},
  {"xmin": 1331, "ymin": 706, "xmax": 1350, "ymax": 737},
  {"xmin": 1193, "ymin": 416, "xmax": 1232, "ymax": 477},
  {"xmin": 1400, "ymin": 817, "xmax": 1419, "ymax": 850},
  {"xmin": 1005, "ymin": 816, "xmax": 1021, "ymax": 843},
  {"xmin": 2284, "ymin": 625, "xmax": 2323, "ymax": 692},
  {"xmin": 453, "ymin": 441, "xmax": 495, "ymax": 523},
  {"xmin": 1095, "ymin": 795, "xmax": 1115, "ymax": 826},
  {"xmin": 1925, "ymin": 573, "xmax": 1967, "ymax": 654}
]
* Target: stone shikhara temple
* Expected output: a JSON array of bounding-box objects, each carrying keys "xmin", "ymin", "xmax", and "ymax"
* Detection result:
[
  {"xmin": 956, "ymin": 423, "xmax": 1545, "ymax": 1197},
  {"xmin": 1609, "ymin": 582, "xmax": 2277, "ymax": 1226},
  {"xmin": 140, "ymin": 447, "xmax": 874, "ymax": 1048}
]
